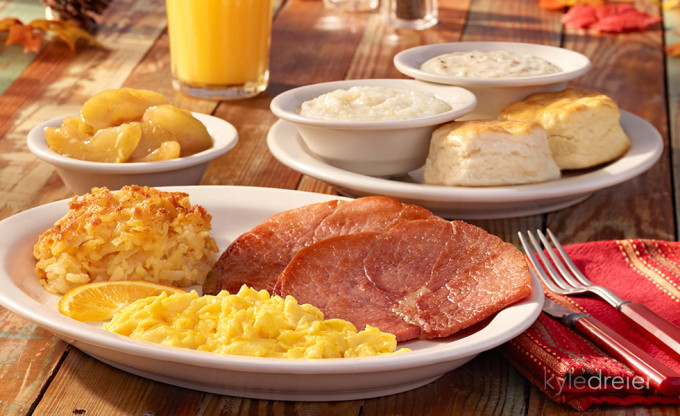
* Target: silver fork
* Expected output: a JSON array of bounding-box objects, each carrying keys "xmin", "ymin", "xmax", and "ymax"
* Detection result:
[{"xmin": 519, "ymin": 229, "xmax": 680, "ymax": 361}]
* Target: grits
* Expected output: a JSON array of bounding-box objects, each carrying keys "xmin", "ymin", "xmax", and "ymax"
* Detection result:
[
  {"xmin": 298, "ymin": 86, "xmax": 451, "ymax": 121},
  {"xmin": 104, "ymin": 285, "xmax": 409, "ymax": 358}
]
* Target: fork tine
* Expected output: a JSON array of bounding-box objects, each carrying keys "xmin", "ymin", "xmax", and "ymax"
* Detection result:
[
  {"xmin": 517, "ymin": 231, "xmax": 565, "ymax": 294},
  {"xmin": 535, "ymin": 229, "xmax": 586, "ymax": 289},
  {"xmin": 544, "ymin": 229, "xmax": 594, "ymax": 286},
  {"xmin": 543, "ymin": 229, "xmax": 625, "ymax": 307},
  {"xmin": 526, "ymin": 230, "xmax": 575, "ymax": 291},
  {"xmin": 528, "ymin": 229, "xmax": 626, "ymax": 308}
]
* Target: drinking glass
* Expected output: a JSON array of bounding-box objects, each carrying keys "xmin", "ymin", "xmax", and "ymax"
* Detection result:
[{"xmin": 166, "ymin": 0, "xmax": 274, "ymax": 100}]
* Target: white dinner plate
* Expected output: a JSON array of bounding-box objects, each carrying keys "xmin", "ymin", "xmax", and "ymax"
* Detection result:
[
  {"xmin": 0, "ymin": 186, "xmax": 542, "ymax": 401},
  {"xmin": 268, "ymin": 111, "xmax": 663, "ymax": 219}
]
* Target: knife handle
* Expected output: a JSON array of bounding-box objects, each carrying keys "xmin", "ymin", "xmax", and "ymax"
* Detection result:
[
  {"xmin": 574, "ymin": 315, "xmax": 680, "ymax": 396},
  {"xmin": 619, "ymin": 302, "xmax": 680, "ymax": 361}
]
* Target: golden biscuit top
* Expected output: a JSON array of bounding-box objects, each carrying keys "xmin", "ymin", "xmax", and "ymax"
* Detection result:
[
  {"xmin": 498, "ymin": 88, "xmax": 619, "ymax": 120},
  {"xmin": 434, "ymin": 119, "xmax": 542, "ymax": 138}
]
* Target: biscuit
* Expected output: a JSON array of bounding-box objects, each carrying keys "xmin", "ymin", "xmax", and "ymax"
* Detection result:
[
  {"xmin": 424, "ymin": 120, "xmax": 560, "ymax": 186},
  {"xmin": 498, "ymin": 89, "xmax": 630, "ymax": 170}
]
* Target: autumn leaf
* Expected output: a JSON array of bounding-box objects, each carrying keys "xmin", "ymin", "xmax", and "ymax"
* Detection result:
[
  {"xmin": 562, "ymin": 5, "xmax": 599, "ymax": 28},
  {"xmin": 0, "ymin": 17, "xmax": 103, "ymax": 54},
  {"xmin": 570, "ymin": 0, "xmax": 607, "ymax": 6},
  {"xmin": 562, "ymin": 4, "xmax": 661, "ymax": 32},
  {"xmin": 0, "ymin": 17, "xmax": 21, "ymax": 31},
  {"xmin": 539, "ymin": 0, "xmax": 568, "ymax": 11},
  {"xmin": 29, "ymin": 19, "xmax": 101, "ymax": 51},
  {"xmin": 538, "ymin": 0, "xmax": 606, "ymax": 10},
  {"xmin": 663, "ymin": 0, "xmax": 680, "ymax": 11},
  {"xmin": 3, "ymin": 19, "xmax": 44, "ymax": 53},
  {"xmin": 665, "ymin": 41, "xmax": 680, "ymax": 57}
]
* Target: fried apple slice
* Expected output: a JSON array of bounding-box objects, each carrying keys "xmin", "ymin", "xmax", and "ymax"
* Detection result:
[
  {"xmin": 80, "ymin": 88, "xmax": 169, "ymax": 130},
  {"xmin": 47, "ymin": 122, "xmax": 142, "ymax": 163},
  {"xmin": 45, "ymin": 122, "xmax": 91, "ymax": 156},
  {"xmin": 134, "ymin": 141, "xmax": 181, "ymax": 162},
  {"xmin": 142, "ymin": 104, "xmax": 212, "ymax": 156},
  {"xmin": 128, "ymin": 121, "xmax": 180, "ymax": 162},
  {"xmin": 61, "ymin": 115, "xmax": 95, "ymax": 136}
]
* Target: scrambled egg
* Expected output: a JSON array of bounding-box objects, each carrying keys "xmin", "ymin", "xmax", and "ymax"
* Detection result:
[{"xmin": 103, "ymin": 285, "xmax": 408, "ymax": 358}]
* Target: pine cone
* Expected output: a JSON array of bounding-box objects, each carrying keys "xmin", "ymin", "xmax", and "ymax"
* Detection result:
[{"xmin": 41, "ymin": 0, "xmax": 112, "ymax": 32}]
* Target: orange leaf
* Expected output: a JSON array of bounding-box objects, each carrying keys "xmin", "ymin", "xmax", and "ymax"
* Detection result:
[
  {"xmin": 664, "ymin": 0, "xmax": 680, "ymax": 11},
  {"xmin": 538, "ymin": 0, "xmax": 605, "ymax": 10},
  {"xmin": 0, "ymin": 17, "xmax": 22, "ymax": 31},
  {"xmin": 0, "ymin": 17, "xmax": 103, "ymax": 54},
  {"xmin": 665, "ymin": 40, "xmax": 680, "ymax": 57},
  {"xmin": 5, "ymin": 20, "xmax": 43, "ymax": 53},
  {"xmin": 29, "ymin": 19, "xmax": 101, "ymax": 51},
  {"xmin": 568, "ymin": 0, "xmax": 607, "ymax": 6},
  {"xmin": 539, "ymin": 0, "xmax": 568, "ymax": 10}
]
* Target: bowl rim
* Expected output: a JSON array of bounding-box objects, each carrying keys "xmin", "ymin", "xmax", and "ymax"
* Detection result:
[
  {"xmin": 393, "ymin": 41, "xmax": 591, "ymax": 87},
  {"xmin": 27, "ymin": 112, "xmax": 238, "ymax": 174},
  {"xmin": 269, "ymin": 78, "xmax": 477, "ymax": 130}
]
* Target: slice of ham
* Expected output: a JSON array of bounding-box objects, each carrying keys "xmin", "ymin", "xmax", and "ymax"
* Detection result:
[
  {"xmin": 394, "ymin": 220, "xmax": 532, "ymax": 339},
  {"xmin": 203, "ymin": 196, "xmax": 434, "ymax": 295},
  {"xmin": 274, "ymin": 232, "xmax": 423, "ymax": 341},
  {"xmin": 276, "ymin": 219, "xmax": 532, "ymax": 341},
  {"xmin": 204, "ymin": 195, "xmax": 532, "ymax": 341}
]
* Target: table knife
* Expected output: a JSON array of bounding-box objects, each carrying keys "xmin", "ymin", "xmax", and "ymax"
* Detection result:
[{"xmin": 542, "ymin": 298, "xmax": 680, "ymax": 396}]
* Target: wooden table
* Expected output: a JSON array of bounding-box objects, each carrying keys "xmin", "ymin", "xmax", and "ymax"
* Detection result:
[{"xmin": 1, "ymin": 0, "xmax": 678, "ymax": 414}]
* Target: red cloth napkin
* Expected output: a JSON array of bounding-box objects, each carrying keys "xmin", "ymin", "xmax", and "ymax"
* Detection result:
[{"xmin": 502, "ymin": 239, "xmax": 680, "ymax": 410}]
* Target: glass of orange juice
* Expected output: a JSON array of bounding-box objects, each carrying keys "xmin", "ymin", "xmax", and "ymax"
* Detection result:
[{"xmin": 165, "ymin": 0, "xmax": 274, "ymax": 100}]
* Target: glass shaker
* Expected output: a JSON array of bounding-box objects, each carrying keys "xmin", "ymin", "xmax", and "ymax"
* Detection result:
[{"xmin": 380, "ymin": 0, "xmax": 438, "ymax": 30}]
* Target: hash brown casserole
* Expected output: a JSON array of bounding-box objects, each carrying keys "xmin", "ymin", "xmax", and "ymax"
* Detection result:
[{"xmin": 34, "ymin": 185, "xmax": 219, "ymax": 295}]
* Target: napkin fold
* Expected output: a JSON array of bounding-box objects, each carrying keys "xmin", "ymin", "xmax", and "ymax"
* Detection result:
[{"xmin": 502, "ymin": 239, "xmax": 680, "ymax": 411}]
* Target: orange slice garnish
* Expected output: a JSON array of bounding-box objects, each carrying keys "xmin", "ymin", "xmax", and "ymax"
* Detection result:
[{"xmin": 58, "ymin": 280, "xmax": 187, "ymax": 321}]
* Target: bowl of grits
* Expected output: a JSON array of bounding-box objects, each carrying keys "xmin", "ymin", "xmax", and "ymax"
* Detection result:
[
  {"xmin": 393, "ymin": 42, "xmax": 591, "ymax": 120},
  {"xmin": 270, "ymin": 79, "xmax": 476, "ymax": 177}
]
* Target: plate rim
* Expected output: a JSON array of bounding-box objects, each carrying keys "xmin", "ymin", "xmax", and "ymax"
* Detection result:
[
  {"xmin": 267, "ymin": 111, "xmax": 663, "ymax": 205},
  {"xmin": 26, "ymin": 113, "xmax": 238, "ymax": 173},
  {"xmin": 269, "ymin": 78, "xmax": 477, "ymax": 128},
  {"xmin": 393, "ymin": 41, "xmax": 591, "ymax": 87}
]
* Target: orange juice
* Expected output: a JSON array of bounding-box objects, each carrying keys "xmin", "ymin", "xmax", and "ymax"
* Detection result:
[{"xmin": 166, "ymin": 0, "xmax": 273, "ymax": 99}]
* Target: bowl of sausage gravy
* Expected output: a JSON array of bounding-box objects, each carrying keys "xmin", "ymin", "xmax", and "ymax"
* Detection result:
[{"xmin": 394, "ymin": 42, "xmax": 590, "ymax": 120}]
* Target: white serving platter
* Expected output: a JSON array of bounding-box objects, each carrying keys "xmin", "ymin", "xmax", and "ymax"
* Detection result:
[
  {"xmin": 0, "ymin": 186, "xmax": 543, "ymax": 400},
  {"xmin": 268, "ymin": 111, "xmax": 663, "ymax": 219}
]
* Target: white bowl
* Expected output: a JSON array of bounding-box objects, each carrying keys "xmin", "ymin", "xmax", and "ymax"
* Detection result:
[
  {"xmin": 27, "ymin": 113, "xmax": 238, "ymax": 194},
  {"xmin": 394, "ymin": 42, "xmax": 591, "ymax": 120},
  {"xmin": 269, "ymin": 79, "xmax": 476, "ymax": 177}
]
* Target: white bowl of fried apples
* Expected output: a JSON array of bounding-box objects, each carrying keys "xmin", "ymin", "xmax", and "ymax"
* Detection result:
[{"xmin": 27, "ymin": 88, "xmax": 238, "ymax": 194}]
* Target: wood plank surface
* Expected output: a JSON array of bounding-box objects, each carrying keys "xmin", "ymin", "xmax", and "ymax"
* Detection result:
[
  {"xmin": 0, "ymin": 314, "xmax": 66, "ymax": 416},
  {"xmin": 551, "ymin": 1, "xmax": 673, "ymax": 244},
  {"xmin": 0, "ymin": 0, "xmax": 170, "ymax": 216},
  {"xmin": 1, "ymin": 0, "xmax": 679, "ymax": 414},
  {"xmin": 665, "ymin": 4, "xmax": 680, "ymax": 239},
  {"xmin": 0, "ymin": 0, "xmax": 47, "ymax": 94},
  {"xmin": 0, "ymin": 1, "xmax": 172, "ymax": 414}
]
